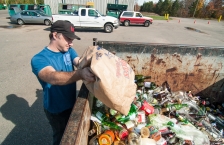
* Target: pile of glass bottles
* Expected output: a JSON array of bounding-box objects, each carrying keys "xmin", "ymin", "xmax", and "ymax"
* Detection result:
[{"xmin": 88, "ymin": 75, "xmax": 224, "ymax": 145}]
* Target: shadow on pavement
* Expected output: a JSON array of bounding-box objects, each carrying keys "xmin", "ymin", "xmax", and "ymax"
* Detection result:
[{"xmin": 0, "ymin": 89, "xmax": 52, "ymax": 145}]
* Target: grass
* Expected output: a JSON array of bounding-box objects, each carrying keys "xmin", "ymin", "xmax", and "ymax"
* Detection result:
[{"xmin": 141, "ymin": 12, "xmax": 173, "ymax": 20}]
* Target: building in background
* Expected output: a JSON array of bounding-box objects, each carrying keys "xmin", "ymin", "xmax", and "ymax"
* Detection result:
[{"xmin": 44, "ymin": 0, "xmax": 135, "ymax": 15}]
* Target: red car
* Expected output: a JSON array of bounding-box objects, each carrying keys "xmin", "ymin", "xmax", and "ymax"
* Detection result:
[{"xmin": 119, "ymin": 11, "xmax": 153, "ymax": 27}]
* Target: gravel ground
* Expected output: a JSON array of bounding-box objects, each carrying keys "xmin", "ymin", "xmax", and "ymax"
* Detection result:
[{"xmin": 0, "ymin": 9, "xmax": 223, "ymax": 145}]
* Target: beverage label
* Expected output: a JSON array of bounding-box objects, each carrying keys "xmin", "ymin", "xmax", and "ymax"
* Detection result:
[
  {"xmin": 144, "ymin": 82, "xmax": 151, "ymax": 88},
  {"xmin": 137, "ymin": 111, "xmax": 146, "ymax": 123},
  {"xmin": 148, "ymin": 126, "xmax": 158, "ymax": 135},
  {"xmin": 119, "ymin": 129, "xmax": 129, "ymax": 140},
  {"xmin": 140, "ymin": 101, "xmax": 154, "ymax": 115},
  {"xmin": 96, "ymin": 111, "xmax": 103, "ymax": 120},
  {"xmin": 125, "ymin": 120, "xmax": 135, "ymax": 129}
]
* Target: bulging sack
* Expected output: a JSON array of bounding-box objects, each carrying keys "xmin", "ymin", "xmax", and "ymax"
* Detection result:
[{"xmin": 78, "ymin": 46, "xmax": 137, "ymax": 115}]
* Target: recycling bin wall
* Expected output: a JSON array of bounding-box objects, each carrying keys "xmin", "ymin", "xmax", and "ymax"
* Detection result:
[{"xmin": 60, "ymin": 39, "xmax": 224, "ymax": 145}]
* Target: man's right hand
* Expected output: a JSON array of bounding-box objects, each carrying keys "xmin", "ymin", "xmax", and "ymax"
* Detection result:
[{"xmin": 80, "ymin": 67, "xmax": 95, "ymax": 82}]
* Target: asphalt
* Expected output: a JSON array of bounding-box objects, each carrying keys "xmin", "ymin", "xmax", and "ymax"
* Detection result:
[{"xmin": 0, "ymin": 9, "xmax": 224, "ymax": 145}]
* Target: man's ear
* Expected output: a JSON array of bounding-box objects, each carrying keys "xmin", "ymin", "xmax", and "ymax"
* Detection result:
[{"xmin": 52, "ymin": 32, "xmax": 58, "ymax": 40}]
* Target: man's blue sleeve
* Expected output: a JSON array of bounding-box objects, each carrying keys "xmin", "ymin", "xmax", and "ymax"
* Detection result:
[
  {"xmin": 69, "ymin": 48, "xmax": 78, "ymax": 64},
  {"xmin": 31, "ymin": 55, "xmax": 49, "ymax": 76}
]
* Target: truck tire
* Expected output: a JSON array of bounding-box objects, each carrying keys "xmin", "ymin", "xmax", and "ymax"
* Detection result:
[
  {"xmin": 144, "ymin": 21, "xmax": 150, "ymax": 27},
  {"xmin": 104, "ymin": 24, "xmax": 113, "ymax": 33},
  {"xmin": 44, "ymin": 19, "xmax": 51, "ymax": 26},
  {"xmin": 124, "ymin": 20, "xmax": 129, "ymax": 26},
  {"xmin": 17, "ymin": 19, "xmax": 24, "ymax": 25}
]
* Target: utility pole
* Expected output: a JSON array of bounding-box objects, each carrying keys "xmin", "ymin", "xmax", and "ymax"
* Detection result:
[{"xmin": 193, "ymin": 0, "xmax": 199, "ymax": 18}]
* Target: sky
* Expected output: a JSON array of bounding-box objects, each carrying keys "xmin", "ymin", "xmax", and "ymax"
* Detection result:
[{"xmin": 138, "ymin": 0, "xmax": 159, "ymax": 5}]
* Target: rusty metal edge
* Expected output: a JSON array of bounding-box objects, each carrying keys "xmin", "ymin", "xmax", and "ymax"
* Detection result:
[{"xmin": 95, "ymin": 39, "xmax": 224, "ymax": 48}]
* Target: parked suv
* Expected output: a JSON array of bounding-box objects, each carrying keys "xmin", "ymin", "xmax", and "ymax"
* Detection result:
[{"xmin": 119, "ymin": 11, "xmax": 153, "ymax": 27}]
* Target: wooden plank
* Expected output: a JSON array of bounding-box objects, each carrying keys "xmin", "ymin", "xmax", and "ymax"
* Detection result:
[{"xmin": 60, "ymin": 84, "xmax": 91, "ymax": 145}]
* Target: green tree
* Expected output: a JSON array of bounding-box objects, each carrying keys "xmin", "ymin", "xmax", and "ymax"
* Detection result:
[
  {"xmin": 154, "ymin": 0, "xmax": 163, "ymax": 14},
  {"xmin": 189, "ymin": 0, "xmax": 197, "ymax": 17},
  {"xmin": 160, "ymin": 0, "xmax": 172, "ymax": 15},
  {"xmin": 170, "ymin": 0, "xmax": 180, "ymax": 16},
  {"xmin": 141, "ymin": 1, "xmax": 154, "ymax": 12}
]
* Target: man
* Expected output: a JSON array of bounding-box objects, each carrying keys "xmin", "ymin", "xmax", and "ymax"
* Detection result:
[{"xmin": 31, "ymin": 20, "xmax": 95, "ymax": 145}]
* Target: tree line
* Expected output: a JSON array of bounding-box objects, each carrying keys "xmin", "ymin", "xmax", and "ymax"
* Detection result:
[
  {"xmin": 0, "ymin": 0, "xmax": 44, "ymax": 5},
  {"xmin": 139, "ymin": 0, "xmax": 223, "ymax": 19}
]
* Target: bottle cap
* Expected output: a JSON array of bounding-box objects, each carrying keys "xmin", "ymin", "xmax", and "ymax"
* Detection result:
[{"xmin": 141, "ymin": 127, "xmax": 150, "ymax": 138}]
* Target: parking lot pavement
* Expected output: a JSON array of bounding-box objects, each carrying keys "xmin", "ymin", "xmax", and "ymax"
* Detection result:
[{"xmin": 0, "ymin": 9, "xmax": 224, "ymax": 145}]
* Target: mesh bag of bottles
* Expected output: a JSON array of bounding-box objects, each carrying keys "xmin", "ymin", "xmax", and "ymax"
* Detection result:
[{"xmin": 78, "ymin": 46, "xmax": 137, "ymax": 115}]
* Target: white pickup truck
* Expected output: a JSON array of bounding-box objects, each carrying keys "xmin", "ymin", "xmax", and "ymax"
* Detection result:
[{"xmin": 52, "ymin": 8, "xmax": 119, "ymax": 33}]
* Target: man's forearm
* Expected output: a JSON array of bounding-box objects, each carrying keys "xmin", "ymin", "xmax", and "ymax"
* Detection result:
[{"xmin": 47, "ymin": 69, "xmax": 82, "ymax": 85}]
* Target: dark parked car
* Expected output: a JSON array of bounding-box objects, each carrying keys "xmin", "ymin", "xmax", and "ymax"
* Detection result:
[{"xmin": 10, "ymin": 7, "xmax": 52, "ymax": 25}]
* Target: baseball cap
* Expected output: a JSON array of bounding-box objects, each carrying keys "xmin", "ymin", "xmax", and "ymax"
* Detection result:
[{"xmin": 51, "ymin": 20, "xmax": 81, "ymax": 40}]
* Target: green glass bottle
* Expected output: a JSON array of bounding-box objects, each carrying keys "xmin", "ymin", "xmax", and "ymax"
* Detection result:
[
  {"xmin": 93, "ymin": 110, "xmax": 107, "ymax": 121},
  {"xmin": 101, "ymin": 120, "xmax": 122, "ymax": 131},
  {"xmin": 176, "ymin": 113, "xmax": 189, "ymax": 124},
  {"xmin": 117, "ymin": 103, "xmax": 138, "ymax": 123},
  {"xmin": 162, "ymin": 104, "xmax": 188, "ymax": 114},
  {"xmin": 135, "ymin": 75, "xmax": 151, "ymax": 82},
  {"xmin": 167, "ymin": 121, "xmax": 175, "ymax": 127},
  {"xmin": 172, "ymin": 104, "xmax": 188, "ymax": 110},
  {"xmin": 135, "ymin": 75, "xmax": 151, "ymax": 87}
]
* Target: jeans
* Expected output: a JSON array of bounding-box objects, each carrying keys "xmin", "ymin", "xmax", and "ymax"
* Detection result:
[{"xmin": 44, "ymin": 108, "xmax": 72, "ymax": 145}]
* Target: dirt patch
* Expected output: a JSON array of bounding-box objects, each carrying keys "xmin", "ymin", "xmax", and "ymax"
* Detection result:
[{"xmin": 141, "ymin": 12, "xmax": 160, "ymax": 16}]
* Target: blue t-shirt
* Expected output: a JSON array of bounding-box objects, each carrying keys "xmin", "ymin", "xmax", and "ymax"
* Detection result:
[{"xmin": 31, "ymin": 47, "xmax": 78, "ymax": 113}]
